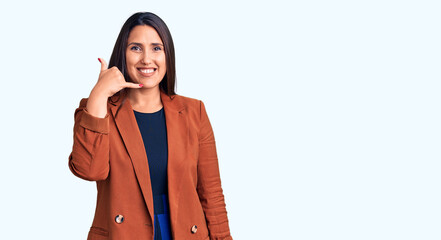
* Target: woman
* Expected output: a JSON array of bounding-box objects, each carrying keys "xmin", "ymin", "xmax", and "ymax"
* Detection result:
[{"xmin": 68, "ymin": 12, "xmax": 232, "ymax": 240}]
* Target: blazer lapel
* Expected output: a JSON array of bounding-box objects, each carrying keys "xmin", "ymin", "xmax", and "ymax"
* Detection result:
[
  {"xmin": 109, "ymin": 89, "xmax": 188, "ymax": 227},
  {"xmin": 160, "ymin": 90, "xmax": 188, "ymax": 228},
  {"xmin": 110, "ymin": 91, "xmax": 155, "ymax": 225}
]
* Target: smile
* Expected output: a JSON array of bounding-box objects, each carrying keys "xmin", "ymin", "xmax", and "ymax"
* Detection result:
[{"xmin": 137, "ymin": 68, "xmax": 157, "ymax": 77}]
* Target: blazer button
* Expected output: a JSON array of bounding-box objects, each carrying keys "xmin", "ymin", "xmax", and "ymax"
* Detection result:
[
  {"xmin": 191, "ymin": 225, "xmax": 197, "ymax": 234},
  {"xmin": 115, "ymin": 215, "xmax": 124, "ymax": 224}
]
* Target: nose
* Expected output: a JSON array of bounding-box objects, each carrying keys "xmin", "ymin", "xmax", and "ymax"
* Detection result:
[{"xmin": 141, "ymin": 51, "xmax": 152, "ymax": 65}]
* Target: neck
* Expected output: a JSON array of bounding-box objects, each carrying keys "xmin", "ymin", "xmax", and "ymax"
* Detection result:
[{"xmin": 127, "ymin": 87, "xmax": 163, "ymax": 113}]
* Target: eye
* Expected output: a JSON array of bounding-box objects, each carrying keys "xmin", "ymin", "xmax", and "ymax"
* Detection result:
[
  {"xmin": 153, "ymin": 46, "xmax": 162, "ymax": 51},
  {"xmin": 130, "ymin": 46, "xmax": 142, "ymax": 51}
]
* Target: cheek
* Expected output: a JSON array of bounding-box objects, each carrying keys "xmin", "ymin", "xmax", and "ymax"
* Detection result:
[
  {"xmin": 158, "ymin": 55, "xmax": 166, "ymax": 69},
  {"xmin": 159, "ymin": 56, "xmax": 167, "ymax": 72},
  {"xmin": 125, "ymin": 52, "xmax": 138, "ymax": 66}
]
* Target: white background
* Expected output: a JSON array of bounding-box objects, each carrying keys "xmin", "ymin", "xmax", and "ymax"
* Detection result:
[{"xmin": 0, "ymin": 0, "xmax": 440, "ymax": 239}]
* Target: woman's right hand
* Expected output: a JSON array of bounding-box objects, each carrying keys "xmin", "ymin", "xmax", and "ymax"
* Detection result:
[{"xmin": 86, "ymin": 58, "xmax": 142, "ymax": 118}]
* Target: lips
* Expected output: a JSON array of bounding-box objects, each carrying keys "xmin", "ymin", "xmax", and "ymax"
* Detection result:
[{"xmin": 137, "ymin": 67, "xmax": 157, "ymax": 77}]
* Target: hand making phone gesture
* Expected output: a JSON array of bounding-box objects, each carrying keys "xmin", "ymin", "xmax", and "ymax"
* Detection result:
[{"xmin": 86, "ymin": 58, "xmax": 143, "ymax": 118}]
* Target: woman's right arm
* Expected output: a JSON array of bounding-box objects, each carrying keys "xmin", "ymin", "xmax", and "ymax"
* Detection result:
[
  {"xmin": 68, "ymin": 58, "xmax": 142, "ymax": 181},
  {"xmin": 68, "ymin": 95, "xmax": 110, "ymax": 181}
]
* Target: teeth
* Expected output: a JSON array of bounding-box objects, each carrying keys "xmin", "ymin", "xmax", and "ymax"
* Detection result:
[{"xmin": 139, "ymin": 68, "xmax": 155, "ymax": 73}]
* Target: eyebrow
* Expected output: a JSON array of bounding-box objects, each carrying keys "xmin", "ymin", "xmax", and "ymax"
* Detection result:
[{"xmin": 128, "ymin": 42, "xmax": 164, "ymax": 46}]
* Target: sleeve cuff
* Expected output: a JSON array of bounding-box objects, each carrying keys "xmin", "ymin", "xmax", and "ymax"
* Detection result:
[{"xmin": 79, "ymin": 108, "xmax": 109, "ymax": 134}]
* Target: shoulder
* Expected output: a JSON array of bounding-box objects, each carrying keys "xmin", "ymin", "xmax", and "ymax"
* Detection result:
[
  {"xmin": 172, "ymin": 93, "xmax": 205, "ymax": 106},
  {"xmin": 173, "ymin": 94, "xmax": 201, "ymax": 106},
  {"xmin": 172, "ymin": 94, "xmax": 209, "ymax": 117}
]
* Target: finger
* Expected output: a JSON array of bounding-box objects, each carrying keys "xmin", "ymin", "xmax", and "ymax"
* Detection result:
[
  {"xmin": 98, "ymin": 58, "xmax": 108, "ymax": 72},
  {"xmin": 124, "ymin": 82, "xmax": 144, "ymax": 89}
]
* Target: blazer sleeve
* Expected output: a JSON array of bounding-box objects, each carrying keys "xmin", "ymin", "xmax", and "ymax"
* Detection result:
[
  {"xmin": 197, "ymin": 100, "xmax": 233, "ymax": 240},
  {"xmin": 68, "ymin": 98, "xmax": 110, "ymax": 181}
]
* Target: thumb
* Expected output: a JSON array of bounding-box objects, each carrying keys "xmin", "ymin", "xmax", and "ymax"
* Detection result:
[{"xmin": 98, "ymin": 58, "xmax": 108, "ymax": 72}]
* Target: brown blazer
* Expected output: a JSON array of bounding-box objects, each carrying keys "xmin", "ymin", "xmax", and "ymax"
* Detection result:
[{"xmin": 68, "ymin": 89, "xmax": 232, "ymax": 240}]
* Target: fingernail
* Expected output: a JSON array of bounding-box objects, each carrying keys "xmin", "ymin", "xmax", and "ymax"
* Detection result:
[
  {"xmin": 98, "ymin": 58, "xmax": 101, "ymax": 63},
  {"xmin": 139, "ymin": 84, "xmax": 143, "ymax": 87}
]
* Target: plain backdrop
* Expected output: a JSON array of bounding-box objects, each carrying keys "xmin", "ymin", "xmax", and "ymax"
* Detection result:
[{"xmin": 0, "ymin": 0, "xmax": 440, "ymax": 239}]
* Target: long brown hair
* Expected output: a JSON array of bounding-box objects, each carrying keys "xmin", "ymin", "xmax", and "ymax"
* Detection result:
[{"xmin": 108, "ymin": 12, "xmax": 177, "ymax": 109}]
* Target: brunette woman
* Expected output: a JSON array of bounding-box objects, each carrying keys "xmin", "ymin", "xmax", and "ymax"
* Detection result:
[{"xmin": 68, "ymin": 11, "xmax": 232, "ymax": 240}]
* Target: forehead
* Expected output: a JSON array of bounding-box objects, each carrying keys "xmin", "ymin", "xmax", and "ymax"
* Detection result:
[{"xmin": 128, "ymin": 25, "xmax": 163, "ymax": 43}]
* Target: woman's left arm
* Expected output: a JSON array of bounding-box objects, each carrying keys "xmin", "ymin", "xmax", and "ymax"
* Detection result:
[{"xmin": 197, "ymin": 100, "xmax": 233, "ymax": 240}]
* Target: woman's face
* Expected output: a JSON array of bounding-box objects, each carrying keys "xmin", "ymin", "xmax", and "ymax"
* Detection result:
[{"xmin": 125, "ymin": 25, "xmax": 166, "ymax": 90}]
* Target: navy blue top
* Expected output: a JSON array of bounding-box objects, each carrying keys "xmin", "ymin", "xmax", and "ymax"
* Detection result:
[{"xmin": 133, "ymin": 107, "xmax": 172, "ymax": 240}]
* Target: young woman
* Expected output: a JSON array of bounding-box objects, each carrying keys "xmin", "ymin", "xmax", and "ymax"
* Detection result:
[{"xmin": 68, "ymin": 12, "xmax": 232, "ymax": 240}]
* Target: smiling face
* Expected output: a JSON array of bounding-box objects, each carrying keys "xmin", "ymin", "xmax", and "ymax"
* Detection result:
[{"xmin": 125, "ymin": 25, "xmax": 166, "ymax": 90}]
